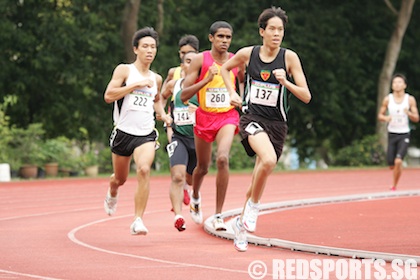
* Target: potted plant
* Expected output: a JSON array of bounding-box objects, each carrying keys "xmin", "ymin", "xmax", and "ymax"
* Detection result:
[
  {"xmin": 14, "ymin": 123, "xmax": 45, "ymax": 179},
  {"xmin": 41, "ymin": 137, "xmax": 72, "ymax": 177},
  {"xmin": 82, "ymin": 149, "xmax": 99, "ymax": 176}
]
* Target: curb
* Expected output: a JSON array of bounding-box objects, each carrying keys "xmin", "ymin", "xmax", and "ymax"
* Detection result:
[{"xmin": 204, "ymin": 190, "xmax": 420, "ymax": 263}]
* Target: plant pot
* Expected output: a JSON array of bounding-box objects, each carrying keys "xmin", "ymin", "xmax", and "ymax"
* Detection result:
[
  {"xmin": 60, "ymin": 168, "xmax": 71, "ymax": 177},
  {"xmin": 19, "ymin": 164, "xmax": 38, "ymax": 179},
  {"xmin": 44, "ymin": 162, "xmax": 59, "ymax": 177},
  {"xmin": 84, "ymin": 165, "xmax": 98, "ymax": 177}
]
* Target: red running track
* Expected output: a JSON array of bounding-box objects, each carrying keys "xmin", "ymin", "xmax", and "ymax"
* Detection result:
[{"xmin": 0, "ymin": 168, "xmax": 419, "ymax": 279}]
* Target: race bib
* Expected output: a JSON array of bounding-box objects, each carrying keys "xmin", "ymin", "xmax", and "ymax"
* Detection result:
[
  {"xmin": 173, "ymin": 107, "xmax": 195, "ymax": 126},
  {"xmin": 205, "ymin": 88, "xmax": 230, "ymax": 108},
  {"xmin": 128, "ymin": 89, "xmax": 154, "ymax": 111},
  {"xmin": 390, "ymin": 114, "xmax": 408, "ymax": 127},
  {"xmin": 250, "ymin": 80, "xmax": 279, "ymax": 107}
]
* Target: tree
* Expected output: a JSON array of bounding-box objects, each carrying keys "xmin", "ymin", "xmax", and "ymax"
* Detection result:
[
  {"xmin": 156, "ymin": 0, "xmax": 164, "ymax": 36},
  {"xmin": 376, "ymin": 0, "xmax": 415, "ymax": 150},
  {"xmin": 121, "ymin": 0, "xmax": 141, "ymax": 63},
  {"xmin": 1, "ymin": 0, "xmax": 419, "ymax": 169},
  {"xmin": 1, "ymin": 0, "xmax": 126, "ymax": 141}
]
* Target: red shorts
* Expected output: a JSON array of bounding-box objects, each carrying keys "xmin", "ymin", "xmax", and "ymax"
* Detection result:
[{"xmin": 194, "ymin": 108, "xmax": 239, "ymax": 142}]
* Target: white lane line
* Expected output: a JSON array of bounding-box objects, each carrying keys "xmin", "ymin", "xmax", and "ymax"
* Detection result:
[
  {"xmin": 67, "ymin": 214, "xmax": 250, "ymax": 276},
  {"xmin": 0, "ymin": 207, "xmax": 102, "ymax": 221},
  {"xmin": 0, "ymin": 269, "xmax": 62, "ymax": 280}
]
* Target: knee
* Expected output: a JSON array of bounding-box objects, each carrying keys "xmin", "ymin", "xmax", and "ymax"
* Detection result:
[
  {"xmin": 171, "ymin": 171, "xmax": 185, "ymax": 185},
  {"xmin": 136, "ymin": 165, "xmax": 151, "ymax": 177},
  {"xmin": 111, "ymin": 174, "xmax": 126, "ymax": 187},
  {"xmin": 260, "ymin": 157, "xmax": 277, "ymax": 172},
  {"xmin": 216, "ymin": 154, "xmax": 229, "ymax": 169},
  {"xmin": 195, "ymin": 164, "xmax": 209, "ymax": 176},
  {"xmin": 394, "ymin": 158, "xmax": 403, "ymax": 167}
]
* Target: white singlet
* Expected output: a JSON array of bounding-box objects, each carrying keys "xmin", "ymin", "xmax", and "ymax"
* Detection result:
[
  {"xmin": 387, "ymin": 93, "xmax": 410, "ymax": 134},
  {"xmin": 113, "ymin": 64, "xmax": 158, "ymax": 136}
]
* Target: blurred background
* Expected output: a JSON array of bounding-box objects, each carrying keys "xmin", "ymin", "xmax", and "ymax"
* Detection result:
[{"xmin": 1, "ymin": 0, "xmax": 419, "ymax": 179}]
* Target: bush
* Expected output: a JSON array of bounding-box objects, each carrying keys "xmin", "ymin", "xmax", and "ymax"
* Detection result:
[
  {"xmin": 42, "ymin": 137, "xmax": 73, "ymax": 164},
  {"xmin": 229, "ymin": 135, "xmax": 255, "ymax": 170},
  {"xmin": 333, "ymin": 135, "xmax": 386, "ymax": 167},
  {"xmin": 12, "ymin": 123, "xmax": 46, "ymax": 167},
  {"xmin": 98, "ymin": 147, "xmax": 113, "ymax": 174}
]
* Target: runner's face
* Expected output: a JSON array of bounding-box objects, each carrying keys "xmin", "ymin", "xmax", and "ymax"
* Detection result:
[
  {"xmin": 181, "ymin": 52, "xmax": 196, "ymax": 72},
  {"xmin": 210, "ymin": 28, "xmax": 232, "ymax": 52},
  {"xmin": 179, "ymin": 45, "xmax": 197, "ymax": 60},
  {"xmin": 134, "ymin": 36, "xmax": 157, "ymax": 63},
  {"xmin": 391, "ymin": 77, "xmax": 407, "ymax": 92},
  {"xmin": 261, "ymin": 16, "xmax": 284, "ymax": 48}
]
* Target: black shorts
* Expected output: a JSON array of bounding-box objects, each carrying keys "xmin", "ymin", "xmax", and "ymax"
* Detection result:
[
  {"xmin": 239, "ymin": 113, "xmax": 288, "ymax": 161},
  {"xmin": 387, "ymin": 132, "xmax": 410, "ymax": 166},
  {"xmin": 167, "ymin": 133, "xmax": 196, "ymax": 175},
  {"xmin": 110, "ymin": 128, "xmax": 158, "ymax": 157}
]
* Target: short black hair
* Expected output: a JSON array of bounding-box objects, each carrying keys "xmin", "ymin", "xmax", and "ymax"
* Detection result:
[
  {"xmin": 178, "ymin": 35, "xmax": 199, "ymax": 52},
  {"xmin": 258, "ymin": 6, "xmax": 288, "ymax": 30},
  {"xmin": 209, "ymin": 21, "xmax": 233, "ymax": 36},
  {"xmin": 132, "ymin": 27, "xmax": 159, "ymax": 48},
  {"xmin": 392, "ymin": 73, "xmax": 407, "ymax": 84}
]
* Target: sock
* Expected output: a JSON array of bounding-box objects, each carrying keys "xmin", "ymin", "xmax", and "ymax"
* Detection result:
[
  {"xmin": 174, "ymin": 214, "xmax": 183, "ymax": 221},
  {"xmin": 248, "ymin": 198, "xmax": 260, "ymax": 207},
  {"xmin": 191, "ymin": 193, "xmax": 200, "ymax": 203}
]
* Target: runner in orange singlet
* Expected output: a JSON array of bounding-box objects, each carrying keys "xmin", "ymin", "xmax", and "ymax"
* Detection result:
[{"xmin": 181, "ymin": 21, "xmax": 244, "ymax": 231}]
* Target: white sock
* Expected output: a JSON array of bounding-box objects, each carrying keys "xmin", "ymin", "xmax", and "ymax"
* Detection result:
[{"xmin": 248, "ymin": 198, "xmax": 259, "ymax": 207}]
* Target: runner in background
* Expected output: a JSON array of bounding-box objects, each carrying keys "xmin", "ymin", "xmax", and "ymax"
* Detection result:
[
  {"xmin": 160, "ymin": 51, "xmax": 199, "ymax": 231},
  {"xmin": 161, "ymin": 35, "xmax": 199, "ymax": 206},
  {"xmin": 378, "ymin": 73, "xmax": 419, "ymax": 191}
]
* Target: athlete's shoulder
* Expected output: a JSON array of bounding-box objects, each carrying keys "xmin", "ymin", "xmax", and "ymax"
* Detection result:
[
  {"xmin": 114, "ymin": 63, "xmax": 131, "ymax": 73},
  {"xmin": 151, "ymin": 71, "xmax": 163, "ymax": 87}
]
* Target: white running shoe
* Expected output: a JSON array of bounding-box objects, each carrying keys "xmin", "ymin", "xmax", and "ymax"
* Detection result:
[
  {"xmin": 104, "ymin": 190, "xmax": 118, "ymax": 216},
  {"xmin": 212, "ymin": 215, "xmax": 227, "ymax": 231},
  {"xmin": 189, "ymin": 193, "xmax": 203, "ymax": 224},
  {"xmin": 242, "ymin": 199, "xmax": 260, "ymax": 233},
  {"xmin": 232, "ymin": 216, "xmax": 248, "ymax": 252},
  {"xmin": 130, "ymin": 217, "xmax": 148, "ymax": 235},
  {"xmin": 174, "ymin": 215, "xmax": 186, "ymax": 232}
]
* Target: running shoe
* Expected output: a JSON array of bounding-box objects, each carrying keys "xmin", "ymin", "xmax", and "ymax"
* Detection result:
[
  {"xmin": 212, "ymin": 215, "xmax": 227, "ymax": 231},
  {"xmin": 104, "ymin": 191, "xmax": 118, "ymax": 216},
  {"xmin": 189, "ymin": 193, "xmax": 203, "ymax": 224},
  {"xmin": 232, "ymin": 216, "xmax": 248, "ymax": 252},
  {"xmin": 130, "ymin": 217, "xmax": 148, "ymax": 235},
  {"xmin": 174, "ymin": 215, "xmax": 186, "ymax": 232},
  {"xmin": 183, "ymin": 189, "xmax": 191, "ymax": 206},
  {"xmin": 390, "ymin": 186, "xmax": 396, "ymax": 191},
  {"xmin": 242, "ymin": 199, "xmax": 260, "ymax": 233}
]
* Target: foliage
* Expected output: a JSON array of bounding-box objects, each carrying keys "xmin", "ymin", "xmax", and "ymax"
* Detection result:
[
  {"xmin": 153, "ymin": 129, "xmax": 171, "ymax": 172},
  {"xmin": 332, "ymin": 135, "xmax": 386, "ymax": 167},
  {"xmin": 0, "ymin": 100, "xmax": 13, "ymax": 164},
  {"xmin": 12, "ymin": 123, "xmax": 46, "ymax": 167},
  {"xmin": 42, "ymin": 136, "xmax": 73, "ymax": 164},
  {"xmin": 1, "ymin": 0, "xmax": 125, "ymax": 142},
  {"xmin": 98, "ymin": 147, "xmax": 113, "ymax": 174},
  {"xmin": 1, "ymin": 0, "xmax": 419, "ymax": 169},
  {"xmin": 229, "ymin": 135, "xmax": 255, "ymax": 170},
  {"xmin": 81, "ymin": 149, "xmax": 99, "ymax": 167}
]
